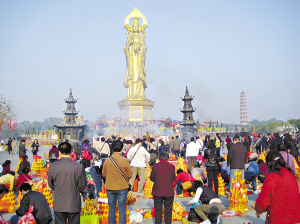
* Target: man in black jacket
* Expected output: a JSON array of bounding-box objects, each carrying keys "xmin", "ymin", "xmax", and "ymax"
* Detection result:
[
  {"xmin": 48, "ymin": 141, "xmax": 87, "ymax": 224},
  {"xmin": 19, "ymin": 140, "xmax": 27, "ymax": 158},
  {"xmin": 12, "ymin": 183, "xmax": 52, "ymax": 224},
  {"xmin": 270, "ymin": 133, "xmax": 282, "ymax": 151},
  {"xmin": 227, "ymin": 136, "xmax": 247, "ymax": 188}
]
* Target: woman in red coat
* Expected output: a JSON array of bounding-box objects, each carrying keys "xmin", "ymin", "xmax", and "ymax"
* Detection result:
[{"xmin": 255, "ymin": 150, "xmax": 300, "ymax": 224}]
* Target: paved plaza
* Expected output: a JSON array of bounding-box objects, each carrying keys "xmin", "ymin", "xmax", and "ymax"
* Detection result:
[{"xmin": 0, "ymin": 146, "xmax": 267, "ymax": 224}]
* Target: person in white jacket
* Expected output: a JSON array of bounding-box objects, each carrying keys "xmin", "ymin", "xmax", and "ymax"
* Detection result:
[
  {"xmin": 127, "ymin": 138, "xmax": 150, "ymax": 193},
  {"xmin": 186, "ymin": 137, "xmax": 199, "ymax": 173}
]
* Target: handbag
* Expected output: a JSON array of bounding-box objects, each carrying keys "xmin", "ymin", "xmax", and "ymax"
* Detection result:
[
  {"xmin": 188, "ymin": 208, "xmax": 203, "ymax": 222},
  {"xmin": 82, "ymin": 146, "xmax": 92, "ymax": 161},
  {"xmin": 182, "ymin": 175, "xmax": 193, "ymax": 190},
  {"xmin": 109, "ymin": 156, "xmax": 131, "ymax": 191}
]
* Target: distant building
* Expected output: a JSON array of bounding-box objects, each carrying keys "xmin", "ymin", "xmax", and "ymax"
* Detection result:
[
  {"xmin": 240, "ymin": 91, "xmax": 248, "ymax": 126},
  {"xmin": 203, "ymin": 120, "xmax": 217, "ymax": 128},
  {"xmin": 54, "ymin": 89, "xmax": 87, "ymax": 141}
]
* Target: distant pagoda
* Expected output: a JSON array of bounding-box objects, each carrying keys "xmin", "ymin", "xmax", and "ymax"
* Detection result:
[
  {"xmin": 180, "ymin": 87, "xmax": 196, "ymax": 129},
  {"xmin": 54, "ymin": 89, "xmax": 87, "ymax": 141},
  {"xmin": 240, "ymin": 90, "xmax": 248, "ymax": 126}
]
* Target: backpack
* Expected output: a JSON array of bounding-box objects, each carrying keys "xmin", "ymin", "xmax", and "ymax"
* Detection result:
[{"xmin": 183, "ymin": 142, "xmax": 187, "ymax": 149}]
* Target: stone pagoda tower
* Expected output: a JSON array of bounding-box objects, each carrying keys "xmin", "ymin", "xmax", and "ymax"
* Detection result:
[
  {"xmin": 180, "ymin": 87, "xmax": 196, "ymax": 129},
  {"xmin": 240, "ymin": 90, "xmax": 248, "ymax": 126},
  {"xmin": 54, "ymin": 89, "xmax": 87, "ymax": 141}
]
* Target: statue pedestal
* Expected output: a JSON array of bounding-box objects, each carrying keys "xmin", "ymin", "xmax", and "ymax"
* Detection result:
[{"xmin": 118, "ymin": 98, "xmax": 154, "ymax": 121}]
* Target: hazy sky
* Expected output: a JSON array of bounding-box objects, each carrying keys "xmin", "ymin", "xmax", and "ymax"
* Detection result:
[{"xmin": 1, "ymin": 0, "xmax": 299, "ymax": 124}]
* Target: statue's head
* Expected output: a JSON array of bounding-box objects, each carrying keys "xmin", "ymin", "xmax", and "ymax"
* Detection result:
[{"xmin": 132, "ymin": 18, "xmax": 140, "ymax": 32}]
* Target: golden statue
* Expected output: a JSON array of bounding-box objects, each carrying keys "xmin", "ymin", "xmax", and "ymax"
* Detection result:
[
  {"xmin": 118, "ymin": 8, "xmax": 154, "ymax": 121},
  {"xmin": 124, "ymin": 8, "xmax": 148, "ymax": 100}
]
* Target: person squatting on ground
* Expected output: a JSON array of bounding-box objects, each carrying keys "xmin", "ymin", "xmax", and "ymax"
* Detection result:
[
  {"xmin": 186, "ymin": 137, "xmax": 199, "ymax": 173},
  {"xmin": 48, "ymin": 141, "xmax": 87, "ymax": 224},
  {"xmin": 11, "ymin": 183, "xmax": 52, "ymax": 224},
  {"xmin": 16, "ymin": 167, "xmax": 32, "ymax": 191},
  {"xmin": 255, "ymin": 150, "xmax": 300, "ymax": 224},
  {"xmin": 244, "ymin": 152, "xmax": 259, "ymax": 193},
  {"xmin": 257, "ymin": 159, "xmax": 267, "ymax": 184},
  {"xmin": 1, "ymin": 160, "xmax": 11, "ymax": 175},
  {"xmin": 187, "ymin": 180, "xmax": 225, "ymax": 224},
  {"xmin": 18, "ymin": 155, "xmax": 30, "ymax": 175},
  {"xmin": 191, "ymin": 162, "xmax": 207, "ymax": 184},
  {"xmin": 0, "ymin": 171, "xmax": 15, "ymax": 191},
  {"xmin": 204, "ymin": 140, "xmax": 220, "ymax": 195},
  {"xmin": 102, "ymin": 140, "xmax": 133, "ymax": 224},
  {"xmin": 173, "ymin": 169, "xmax": 195, "ymax": 196},
  {"xmin": 150, "ymin": 152, "xmax": 176, "ymax": 224},
  {"xmin": 127, "ymin": 138, "xmax": 150, "ymax": 193}
]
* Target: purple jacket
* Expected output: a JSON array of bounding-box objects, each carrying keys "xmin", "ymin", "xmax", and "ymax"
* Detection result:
[
  {"xmin": 80, "ymin": 143, "xmax": 92, "ymax": 158},
  {"xmin": 279, "ymin": 151, "xmax": 296, "ymax": 175},
  {"xmin": 150, "ymin": 160, "xmax": 176, "ymax": 197}
]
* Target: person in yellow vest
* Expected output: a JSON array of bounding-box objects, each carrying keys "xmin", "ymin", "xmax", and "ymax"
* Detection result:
[
  {"xmin": 0, "ymin": 171, "xmax": 15, "ymax": 191},
  {"xmin": 215, "ymin": 133, "xmax": 222, "ymax": 150}
]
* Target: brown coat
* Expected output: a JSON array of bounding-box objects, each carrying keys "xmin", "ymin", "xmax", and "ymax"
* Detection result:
[{"xmin": 102, "ymin": 152, "xmax": 133, "ymax": 190}]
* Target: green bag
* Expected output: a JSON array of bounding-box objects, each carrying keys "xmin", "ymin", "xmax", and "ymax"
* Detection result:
[{"xmin": 80, "ymin": 215, "xmax": 99, "ymax": 224}]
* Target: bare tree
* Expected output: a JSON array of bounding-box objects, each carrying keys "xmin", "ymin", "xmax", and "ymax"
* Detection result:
[{"xmin": 0, "ymin": 95, "xmax": 17, "ymax": 126}]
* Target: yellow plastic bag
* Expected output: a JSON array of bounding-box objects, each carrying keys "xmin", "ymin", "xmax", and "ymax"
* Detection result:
[{"xmin": 80, "ymin": 215, "xmax": 99, "ymax": 224}]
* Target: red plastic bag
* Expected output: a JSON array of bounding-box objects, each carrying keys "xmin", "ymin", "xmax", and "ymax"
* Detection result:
[
  {"xmin": 82, "ymin": 147, "xmax": 92, "ymax": 161},
  {"xmin": 0, "ymin": 213, "xmax": 11, "ymax": 224},
  {"xmin": 18, "ymin": 205, "xmax": 37, "ymax": 224}
]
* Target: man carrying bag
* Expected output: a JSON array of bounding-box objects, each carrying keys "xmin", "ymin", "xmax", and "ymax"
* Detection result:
[{"xmin": 102, "ymin": 140, "xmax": 133, "ymax": 224}]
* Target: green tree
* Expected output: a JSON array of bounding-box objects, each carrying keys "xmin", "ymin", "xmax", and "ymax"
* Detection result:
[
  {"xmin": 221, "ymin": 122, "xmax": 223, "ymax": 128},
  {"xmin": 235, "ymin": 124, "xmax": 237, "ymax": 131},
  {"xmin": 216, "ymin": 120, "xmax": 219, "ymax": 128},
  {"xmin": 288, "ymin": 119, "xmax": 300, "ymax": 130},
  {"xmin": 209, "ymin": 120, "xmax": 212, "ymax": 128}
]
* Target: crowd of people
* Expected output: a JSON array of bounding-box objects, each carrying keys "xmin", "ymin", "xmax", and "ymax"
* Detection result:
[{"xmin": 0, "ymin": 131, "xmax": 300, "ymax": 224}]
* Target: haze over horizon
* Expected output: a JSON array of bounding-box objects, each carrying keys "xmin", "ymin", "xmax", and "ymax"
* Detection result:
[{"xmin": 1, "ymin": 1, "xmax": 299, "ymax": 124}]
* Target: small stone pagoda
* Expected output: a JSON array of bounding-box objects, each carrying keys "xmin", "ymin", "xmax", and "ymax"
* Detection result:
[
  {"xmin": 180, "ymin": 87, "xmax": 196, "ymax": 129},
  {"xmin": 54, "ymin": 89, "xmax": 87, "ymax": 141}
]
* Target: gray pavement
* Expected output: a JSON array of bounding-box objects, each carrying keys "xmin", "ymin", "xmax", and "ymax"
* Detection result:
[{"xmin": 0, "ymin": 146, "xmax": 267, "ymax": 223}]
